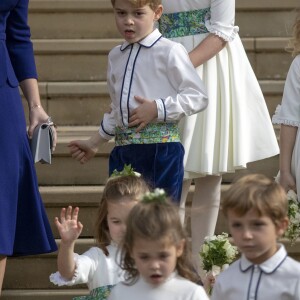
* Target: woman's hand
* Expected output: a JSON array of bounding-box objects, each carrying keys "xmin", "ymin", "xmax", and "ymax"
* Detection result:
[{"xmin": 28, "ymin": 106, "xmax": 57, "ymax": 152}]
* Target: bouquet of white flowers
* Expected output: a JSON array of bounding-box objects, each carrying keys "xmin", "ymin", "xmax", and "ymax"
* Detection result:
[
  {"xmin": 199, "ymin": 232, "xmax": 239, "ymax": 294},
  {"xmin": 285, "ymin": 189, "xmax": 300, "ymax": 245}
]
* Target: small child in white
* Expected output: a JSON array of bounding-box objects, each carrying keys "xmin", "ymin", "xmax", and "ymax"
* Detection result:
[
  {"xmin": 108, "ymin": 190, "xmax": 209, "ymax": 300},
  {"xmin": 211, "ymin": 174, "xmax": 300, "ymax": 300},
  {"xmin": 50, "ymin": 173, "xmax": 149, "ymax": 300}
]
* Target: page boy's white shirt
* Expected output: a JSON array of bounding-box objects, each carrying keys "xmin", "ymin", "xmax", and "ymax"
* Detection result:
[
  {"xmin": 211, "ymin": 244, "xmax": 300, "ymax": 300},
  {"xmin": 100, "ymin": 28, "xmax": 208, "ymax": 140},
  {"xmin": 108, "ymin": 272, "xmax": 209, "ymax": 300}
]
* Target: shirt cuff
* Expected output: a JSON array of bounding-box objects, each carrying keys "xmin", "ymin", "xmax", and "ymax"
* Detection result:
[{"xmin": 155, "ymin": 99, "xmax": 166, "ymax": 122}]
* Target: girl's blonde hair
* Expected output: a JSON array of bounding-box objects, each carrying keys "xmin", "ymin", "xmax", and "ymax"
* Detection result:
[
  {"xmin": 95, "ymin": 175, "xmax": 149, "ymax": 256},
  {"xmin": 111, "ymin": 0, "xmax": 162, "ymax": 11},
  {"xmin": 222, "ymin": 174, "xmax": 287, "ymax": 226},
  {"xmin": 286, "ymin": 11, "xmax": 300, "ymax": 57},
  {"xmin": 120, "ymin": 199, "xmax": 198, "ymax": 284}
]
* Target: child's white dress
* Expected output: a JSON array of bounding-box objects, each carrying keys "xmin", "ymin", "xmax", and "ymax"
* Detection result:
[
  {"xmin": 108, "ymin": 272, "xmax": 209, "ymax": 300},
  {"xmin": 50, "ymin": 245, "xmax": 123, "ymax": 300},
  {"xmin": 160, "ymin": 0, "xmax": 279, "ymax": 178},
  {"xmin": 272, "ymin": 55, "xmax": 300, "ymax": 197}
]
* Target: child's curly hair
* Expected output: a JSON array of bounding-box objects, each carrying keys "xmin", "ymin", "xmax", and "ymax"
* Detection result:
[
  {"xmin": 95, "ymin": 175, "xmax": 149, "ymax": 256},
  {"xmin": 119, "ymin": 198, "xmax": 199, "ymax": 284},
  {"xmin": 286, "ymin": 11, "xmax": 300, "ymax": 57}
]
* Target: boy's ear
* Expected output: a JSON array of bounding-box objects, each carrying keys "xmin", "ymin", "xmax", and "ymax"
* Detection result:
[
  {"xmin": 154, "ymin": 5, "xmax": 163, "ymax": 21},
  {"xmin": 176, "ymin": 239, "xmax": 186, "ymax": 257},
  {"xmin": 277, "ymin": 217, "xmax": 289, "ymax": 237}
]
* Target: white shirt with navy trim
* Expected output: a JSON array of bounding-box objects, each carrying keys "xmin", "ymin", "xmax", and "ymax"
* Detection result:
[
  {"xmin": 100, "ymin": 28, "xmax": 208, "ymax": 140},
  {"xmin": 211, "ymin": 244, "xmax": 300, "ymax": 300}
]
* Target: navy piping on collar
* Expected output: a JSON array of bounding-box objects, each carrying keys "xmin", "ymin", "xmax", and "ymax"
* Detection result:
[
  {"xmin": 120, "ymin": 34, "xmax": 163, "ymax": 51},
  {"xmin": 239, "ymin": 254, "xmax": 288, "ymax": 274},
  {"xmin": 240, "ymin": 254, "xmax": 288, "ymax": 300},
  {"xmin": 119, "ymin": 46, "xmax": 133, "ymax": 127},
  {"xmin": 259, "ymin": 254, "xmax": 287, "ymax": 275},
  {"xmin": 140, "ymin": 35, "xmax": 163, "ymax": 48},
  {"xmin": 101, "ymin": 121, "xmax": 114, "ymax": 137}
]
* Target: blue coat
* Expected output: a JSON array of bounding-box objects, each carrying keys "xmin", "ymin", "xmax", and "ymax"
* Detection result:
[
  {"xmin": 0, "ymin": 0, "xmax": 57, "ymax": 257},
  {"xmin": 0, "ymin": 0, "xmax": 37, "ymax": 87}
]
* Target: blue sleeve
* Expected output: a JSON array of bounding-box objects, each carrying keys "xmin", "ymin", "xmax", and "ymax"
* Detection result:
[{"xmin": 6, "ymin": 0, "xmax": 38, "ymax": 82}]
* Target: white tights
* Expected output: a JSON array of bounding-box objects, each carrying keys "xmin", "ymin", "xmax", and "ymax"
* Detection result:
[{"xmin": 180, "ymin": 175, "xmax": 222, "ymax": 277}]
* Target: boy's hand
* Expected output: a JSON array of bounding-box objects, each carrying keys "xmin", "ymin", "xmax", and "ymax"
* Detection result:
[
  {"xmin": 129, "ymin": 96, "xmax": 158, "ymax": 132},
  {"xmin": 68, "ymin": 132, "xmax": 103, "ymax": 164},
  {"xmin": 54, "ymin": 206, "xmax": 83, "ymax": 245}
]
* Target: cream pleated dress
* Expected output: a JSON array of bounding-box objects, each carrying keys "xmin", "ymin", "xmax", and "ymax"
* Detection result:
[
  {"xmin": 272, "ymin": 55, "xmax": 300, "ymax": 198},
  {"xmin": 160, "ymin": 0, "xmax": 279, "ymax": 178}
]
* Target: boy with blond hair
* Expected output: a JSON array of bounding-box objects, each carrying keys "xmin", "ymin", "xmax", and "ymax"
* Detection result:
[
  {"xmin": 69, "ymin": 0, "xmax": 208, "ymax": 204},
  {"xmin": 211, "ymin": 174, "xmax": 300, "ymax": 299}
]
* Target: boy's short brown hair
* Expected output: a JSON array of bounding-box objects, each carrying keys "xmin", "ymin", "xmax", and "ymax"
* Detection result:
[
  {"xmin": 222, "ymin": 174, "xmax": 288, "ymax": 225},
  {"xmin": 111, "ymin": 0, "xmax": 162, "ymax": 10}
]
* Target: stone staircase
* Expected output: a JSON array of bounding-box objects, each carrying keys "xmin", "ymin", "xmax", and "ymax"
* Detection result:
[{"xmin": 2, "ymin": 0, "xmax": 300, "ymax": 298}]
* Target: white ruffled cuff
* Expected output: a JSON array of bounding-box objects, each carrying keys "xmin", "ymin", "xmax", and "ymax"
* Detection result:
[
  {"xmin": 205, "ymin": 20, "xmax": 239, "ymax": 42},
  {"xmin": 272, "ymin": 105, "xmax": 300, "ymax": 127},
  {"xmin": 49, "ymin": 254, "xmax": 81, "ymax": 286}
]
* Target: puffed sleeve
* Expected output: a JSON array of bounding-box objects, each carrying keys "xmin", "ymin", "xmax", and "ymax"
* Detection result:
[
  {"xmin": 6, "ymin": 0, "xmax": 38, "ymax": 81},
  {"xmin": 272, "ymin": 55, "xmax": 300, "ymax": 127},
  {"xmin": 155, "ymin": 43, "xmax": 208, "ymax": 122},
  {"xmin": 49, "ymin": 248, "xmax": 100, "ymax": 286},
  {"xmin": 205, "ymin": 0, "xmax": 239, "ymax": 42}
]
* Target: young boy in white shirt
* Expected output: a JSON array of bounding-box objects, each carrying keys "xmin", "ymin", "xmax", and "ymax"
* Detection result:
[
  {"xmin": 68, "ymin": 0, "xmax": 208, "ymax": 204},
  {"xmin": 211, "ymin": 174, "xmax": 300, "ymax": 300}
]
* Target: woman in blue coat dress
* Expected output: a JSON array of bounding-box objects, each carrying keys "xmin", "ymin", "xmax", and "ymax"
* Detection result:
[{"xmin": 0, "ymin": 0, "xmax": 58, "ymax": 293}]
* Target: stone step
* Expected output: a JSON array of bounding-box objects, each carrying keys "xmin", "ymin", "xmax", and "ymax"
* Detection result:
[
  {"xmin": 43, "ymin": 181, "xmax": 288, "ymax": 241},
  {"xmin": 1, "ymin": 289, "xmax": 89, "ymax": 300},
  {"xmin": 32, "ymin": 38, "xmax": 293, "ymax": 82},
  {"xmin": 3, "ymin": 239, "xmax": 93, "ymax": 290},
  {"xmin": 3, "ymin": 235, "xmax": 300, "ymax": 290},
  {"xmin": 28, "ymin": 0, "xmax": 298, "ymax": 39},
  {"xmin": 4, "ymin": 184, "xmax": 300, "ymax": 291},
  {"xmin": 32, "ymin": 126, "xmax": 279, "ymax": 186},
  {"xmin": 35, "ymin": 127, "xmax": 113, "ymax": 185},
  {"xmin": 22, "ymin": 80, "xmax": 284, "ymax": 126}
]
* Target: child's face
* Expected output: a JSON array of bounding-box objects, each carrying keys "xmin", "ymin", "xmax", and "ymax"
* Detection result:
[
  {"xmin": 130, "ymin": 237, "xmax": 184, "ymax": 285},
  {"xmin": 113, "ymin": 0, "xmax": 163, "ymax": 43},
  {"xmin": 227, "ymin": 208, "xmax": 287, "ymax": 264},
  {"xmin": 107, "ymin": 199, "xmax": 137, "ymax": 244}
]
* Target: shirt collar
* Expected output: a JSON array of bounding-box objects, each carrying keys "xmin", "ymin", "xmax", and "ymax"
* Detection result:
[
  {"xmin": 240, "ymin": 244, "xmax": 287, "ymax": 274},
  {"xmin": 120, "ymin": 28, "xmax": 162, "ymax": 51}
]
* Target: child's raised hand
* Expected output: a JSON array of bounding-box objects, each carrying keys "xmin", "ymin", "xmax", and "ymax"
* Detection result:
[
  {"xmin": 55, "ymin": 206, "xmax": 83, "ymax": 244},
  {"xmin": 129, "ymin": 96, "xmax": 158, "ymax": 132}
]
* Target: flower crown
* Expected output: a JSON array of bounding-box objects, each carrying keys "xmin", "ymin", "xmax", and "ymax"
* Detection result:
[
  {"xmin": 142, "ymin": 188, "xmax": 167, "ymax": 204},
  {"xmin": 110, "ymin": 164, "xmax": 141, "ymax": 179}
]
